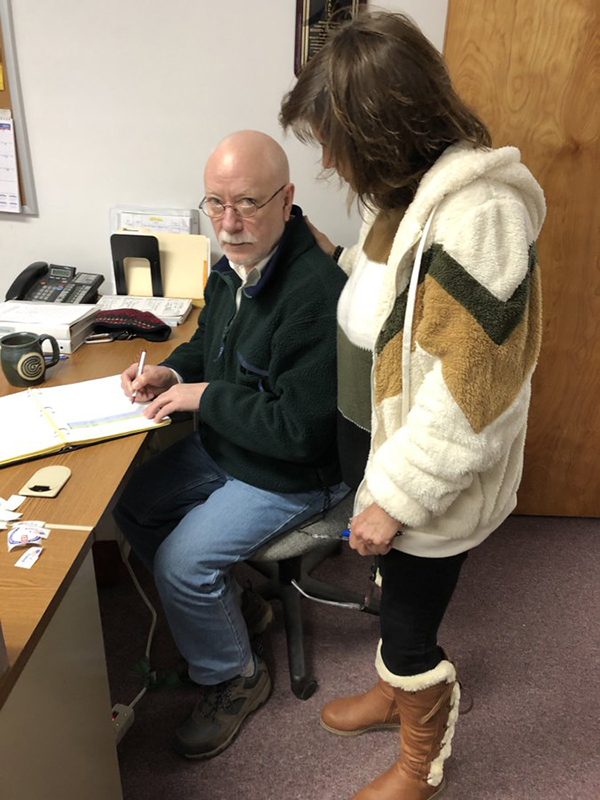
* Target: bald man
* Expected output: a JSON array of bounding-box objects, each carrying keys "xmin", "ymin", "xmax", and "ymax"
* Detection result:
[{"xmin": 114, "ymin": 131, "xmax": 347, "ymax": 759}]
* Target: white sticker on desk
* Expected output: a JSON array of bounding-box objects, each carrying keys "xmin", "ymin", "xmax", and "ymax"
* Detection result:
[
  {"xmin": 11, "ymin": 520, "xmax": 47, "ymax": 533},
  {"xmin": 7, "ymin": 529, "xmax": 44, "ymax": 551},
  {"xmin": 5, "ymin": 495, "xmax": 26, "ymax": 511},
  {"xmin": 15, "ymin": 546, "xmax": 43, "ymax": 568},
  {"xmin": 12, "ymin": 524, "xmax": 50, "ymax": 538}
]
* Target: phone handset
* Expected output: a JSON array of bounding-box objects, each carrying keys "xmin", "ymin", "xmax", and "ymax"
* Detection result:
[{"xmin": 5, "ymin": 262, "xmax": 49, "ymax": 301}]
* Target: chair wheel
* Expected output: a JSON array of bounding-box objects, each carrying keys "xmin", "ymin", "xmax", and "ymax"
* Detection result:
[{"xmin": 292, "ymin": 677, "xmax": 318, "ymax": 700}]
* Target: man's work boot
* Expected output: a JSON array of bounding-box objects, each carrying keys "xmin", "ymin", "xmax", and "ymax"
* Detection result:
[
  {"xmin": 174, "ymin": 655, "xmax": 271, "ymax": 759},
  {"xmin": 320, "ymin": 679, "xmax": 401, "ymax": 736}
]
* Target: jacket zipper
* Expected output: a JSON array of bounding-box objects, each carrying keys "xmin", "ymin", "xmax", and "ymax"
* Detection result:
[
  {"xmin": 353, "ymin": 211, "xmax": 434, "ymax": 519},
  {"xmin": 214, "ymin": 275, "xmax": 243, "ymax": 361}
]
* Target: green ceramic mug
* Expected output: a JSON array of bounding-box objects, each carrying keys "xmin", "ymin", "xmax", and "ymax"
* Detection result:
[{"xmin": 0, "ymin": 331, "xmax": 60, "ymax": 387}]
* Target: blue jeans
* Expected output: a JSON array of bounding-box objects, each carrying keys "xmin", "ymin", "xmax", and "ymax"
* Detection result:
[{"xmin": 113, "ymin": 432, "xmax": 348, "ymax": 685}]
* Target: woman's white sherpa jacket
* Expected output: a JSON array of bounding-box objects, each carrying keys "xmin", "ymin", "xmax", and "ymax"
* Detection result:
[{"xmin": 338, "ymin": 144, "xmax": 546, "ymax": 557}]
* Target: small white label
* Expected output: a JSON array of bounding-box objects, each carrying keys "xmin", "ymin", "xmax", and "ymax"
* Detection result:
[
  {"xmin": 13, "ymin": 519, "xmax": 46, "ymax": 528},
  {"xmin": 15, "ymin": 546, "xmax": 43, "ymax": 569},
  {"xmin": 11, "ymin": 524, "xmax": 50, "ymax": 538},
  {"xmin": 8, "ymin": 529, "xmax": 44, "ymax": 551},
  {"xmin": 5, "ymin": 495, "xmax": 26, "ymax": 511}
]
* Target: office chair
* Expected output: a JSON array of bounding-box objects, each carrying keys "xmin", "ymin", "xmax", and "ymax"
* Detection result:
[{"xmin": 247, "ymin": 492, "xmax": 380, "ymax": 700}]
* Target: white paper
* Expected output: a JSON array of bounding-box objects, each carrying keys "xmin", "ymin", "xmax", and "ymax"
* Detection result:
[
  {"xmin": 0, "ymin": 115, "xmax": 20, "ymax": 213},
  {"xmin": 0, "ymin": 375, "xmax": 169, "ymax": 466},
  {"xmin": 38, "ymin": 375, "xmax": 163, "ymax": 444},
  {"xmin": 96, "ymin": 295, "xmax": 191, "ymax": 324},
  {"xmin": 0, "ymin": 505, "xmax": 22, "ymax": 522},
  {"xmin": 0, "ymin": 300, "xmax": 98, "ymax": 326},
  {"xmin": 111, "ymin": 206, "xmax": 199, "ymax": 235},
  {"xmin": 0, "ymin": 391, "xmax": 66, "ymax": 463},
  {"xmin": 15, "ymin": 546, "xmax": 43, "ymax": 568},
  {"xmin": 4, "ymin": 495, "xmax": 26, "ymax": 511}
]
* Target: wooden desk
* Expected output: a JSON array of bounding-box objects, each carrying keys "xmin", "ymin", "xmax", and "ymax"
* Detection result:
[{"xmin": 0, "ymin": 313, "xmax": 199, "ymax": 800}]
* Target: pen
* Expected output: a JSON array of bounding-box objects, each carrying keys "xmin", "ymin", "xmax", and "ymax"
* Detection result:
[
  {"xmin": 131, "ymin": 350, "xmax": 147, "ymax": 404},
  {"xmin": 307, "ymin": 528, "xmax": 351, "ymax": 541},
  {"xmin": 311, "ymin": 528, "xmax": 402, "ymax": 542}
]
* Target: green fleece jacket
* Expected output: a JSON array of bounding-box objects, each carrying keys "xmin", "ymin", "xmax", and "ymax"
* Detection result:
[{"xmin": 163, "ymin": 207, "xmax": 346, "ymax": 492}]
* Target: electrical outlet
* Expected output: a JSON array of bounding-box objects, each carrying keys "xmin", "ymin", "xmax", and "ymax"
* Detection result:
[{"xmin": 111, "ymin": 703, "xmax": 135, "ymax": 744}]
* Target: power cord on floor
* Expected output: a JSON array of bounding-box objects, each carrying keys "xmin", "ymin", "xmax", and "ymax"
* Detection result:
[
  {"xmin": 110, "ymin": 541, "xmax": 158, "ymax": 744},
  {"xmin": 123, "ymin": 552, "xmax": 157, "ymax": 707}
]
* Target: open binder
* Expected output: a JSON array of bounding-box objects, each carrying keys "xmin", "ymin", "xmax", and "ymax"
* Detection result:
[{"xmin": 0, "ymin": 374, "xmax": 169, "ymax": 467}]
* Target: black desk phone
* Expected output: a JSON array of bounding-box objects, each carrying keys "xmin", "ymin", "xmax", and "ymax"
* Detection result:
[{"xmin": 5, "ymin": 262, "xmax": 104, "ymax": 304}]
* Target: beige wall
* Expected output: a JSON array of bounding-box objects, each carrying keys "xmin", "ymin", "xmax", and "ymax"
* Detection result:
[{"xmin": 0, "ymin": 0, "xmax": 448, "ymax": 297}]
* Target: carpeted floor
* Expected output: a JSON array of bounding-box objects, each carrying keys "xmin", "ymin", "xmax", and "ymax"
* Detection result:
[{"xmin": 98, "ymin": 514, "xmax": 600, "ymax": 800}]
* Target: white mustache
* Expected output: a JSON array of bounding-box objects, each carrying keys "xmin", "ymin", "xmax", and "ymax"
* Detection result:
[{"xmin": 219, "ymin": 232, "xmax": 258, "ymax": 245}]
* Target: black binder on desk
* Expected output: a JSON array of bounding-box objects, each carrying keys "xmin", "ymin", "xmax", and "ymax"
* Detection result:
[{"xmin": 111, "ymin": 234, "xmax": 163, "ymax": 296}]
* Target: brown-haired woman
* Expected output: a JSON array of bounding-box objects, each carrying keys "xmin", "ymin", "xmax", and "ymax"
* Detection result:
[{"xmin": 281, "ymin": 11, "xmax": 545, "ymax": 800}]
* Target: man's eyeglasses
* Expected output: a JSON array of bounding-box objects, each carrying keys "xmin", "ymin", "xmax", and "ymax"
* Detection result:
[{"xmin": 199, "ymin": 185, "xmax": 286, "ymax": 220}]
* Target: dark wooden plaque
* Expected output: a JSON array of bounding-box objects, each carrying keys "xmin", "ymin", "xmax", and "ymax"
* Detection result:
[{"xmin": 294, "ymin": 0, "xmax": 366, "ymax": 75}]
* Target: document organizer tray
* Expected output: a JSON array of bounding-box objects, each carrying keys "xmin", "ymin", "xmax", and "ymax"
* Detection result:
[
  {"xmin": 110, "ymin": 230, "xmax": 209, "ymax": 300},
  {"xmin": 111, "ymin": 233, "xmax": 163, "ymax": 296}
]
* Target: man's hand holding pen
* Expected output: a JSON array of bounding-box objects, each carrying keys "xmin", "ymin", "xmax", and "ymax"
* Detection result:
[
  {"xmin": 120, "ymin": 360, "xmax": 209, "ymax": 423},
  {"xmin": 121, "ymin": 362, "xmax": 177, "ymax": 403}
]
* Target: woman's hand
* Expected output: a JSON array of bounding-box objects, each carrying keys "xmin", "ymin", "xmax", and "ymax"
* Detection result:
[
  {"xmin": 349, "ymin": 503, "xmax": 402, "ymax": 556},
  {"xmin": 143, "ymin": 382, "xmax": 209, "ymax": 423},
  {"xmin": 305, "ymin": 216, "xmax": 336, "ymax": 257},
  {"xmin": 121, "ymin": 363, "xmax": 177, "ymax": 403}
]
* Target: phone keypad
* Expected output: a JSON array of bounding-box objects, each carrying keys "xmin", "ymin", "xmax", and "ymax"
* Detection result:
[
  {"xmin": 32, "ymin": 284, "xmax": 61, "ymax": 301},
  {"xmin": 56, "ymin": 286, "xmax": 76, "ymax": 302},
  {"xmin": 29, "ymin": 274, "xmax": 99, "ymax": 303},
  {"xmin": 33, "ymin": 288, "xmax": 55, "ymax": 300},
  {"xmin": 67, "ymin": 287, "xmax": 90, "ymax": 302}
]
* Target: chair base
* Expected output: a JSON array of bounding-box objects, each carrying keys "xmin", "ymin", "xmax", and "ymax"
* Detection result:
[{"xmin": 248, "ymin": 542, "xmax": 379, "ymax": 700}]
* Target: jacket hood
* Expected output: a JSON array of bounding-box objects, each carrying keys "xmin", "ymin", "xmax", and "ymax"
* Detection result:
[{"xmin": 392, "ymin": 145, "xmax": 546, "ymax": 264}]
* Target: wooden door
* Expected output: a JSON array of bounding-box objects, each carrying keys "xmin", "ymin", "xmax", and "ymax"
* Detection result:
[{"xmin": 444, "ymin": 0, "xmax": 600, "ymax": 515}]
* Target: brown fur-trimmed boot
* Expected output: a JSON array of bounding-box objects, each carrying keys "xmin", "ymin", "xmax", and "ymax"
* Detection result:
[
  {"xmin": 320, "ymin": 679, "xmax": 401, "ymax": 736},
  {"xmin": 354, "ymin": 648, "xmax": 460, "ymax": 799}
]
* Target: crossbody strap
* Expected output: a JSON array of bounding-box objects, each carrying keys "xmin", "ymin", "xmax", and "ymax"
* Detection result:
[{"xmin": 401, "ymin": 208, "xmax": 436, "ymax": 426}]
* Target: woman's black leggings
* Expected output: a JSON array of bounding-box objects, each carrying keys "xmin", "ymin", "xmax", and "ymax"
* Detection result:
[{"xmin": 378, "ymin": 547, "xmax": 469, "ymax": 677}]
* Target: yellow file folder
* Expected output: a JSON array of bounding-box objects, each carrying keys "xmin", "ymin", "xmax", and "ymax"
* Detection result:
[{"xmin": 114, "ymin": 229, "xmax": 210, "ymax": 300}]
